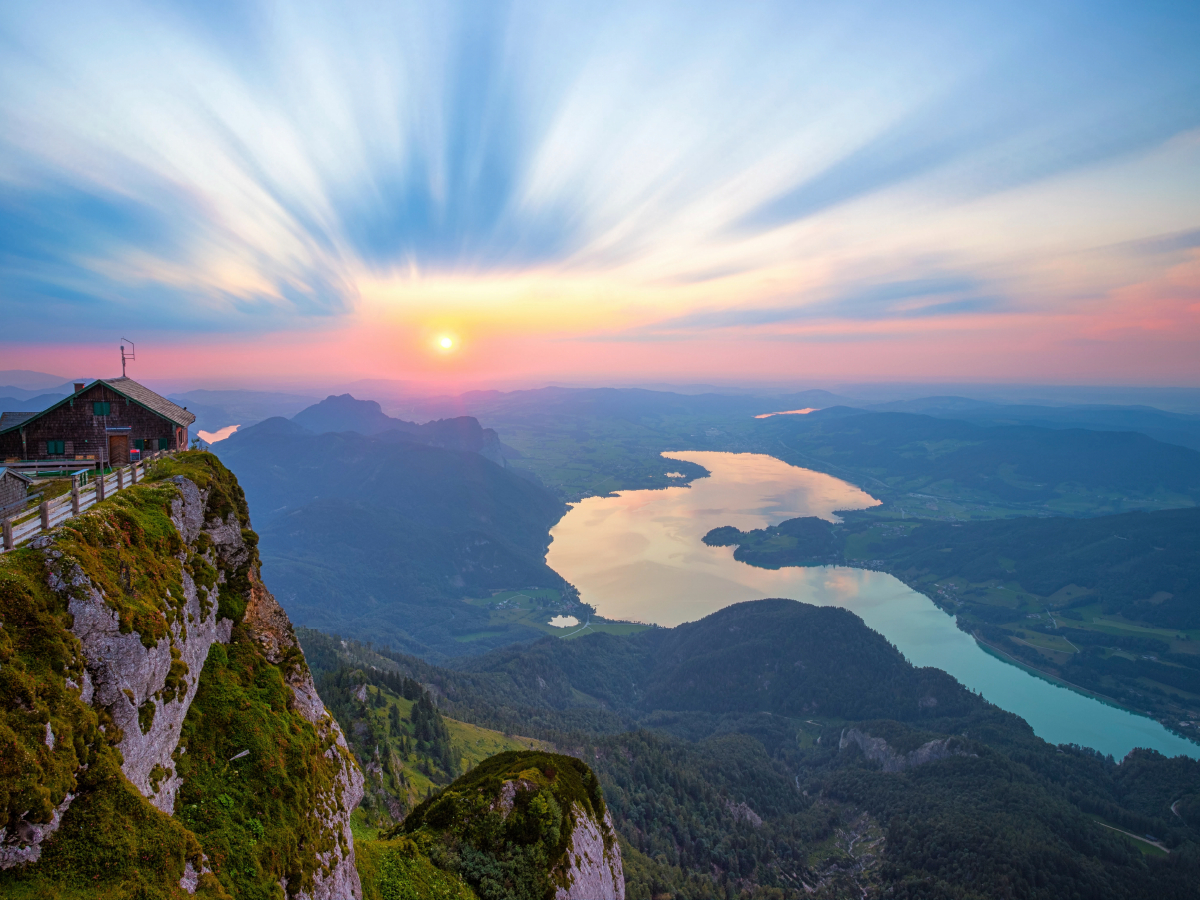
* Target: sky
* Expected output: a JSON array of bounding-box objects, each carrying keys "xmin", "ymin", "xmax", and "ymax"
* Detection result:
[{"xmin": 1, "ymin": 0, "xmax": 1198, "ymax": 389}]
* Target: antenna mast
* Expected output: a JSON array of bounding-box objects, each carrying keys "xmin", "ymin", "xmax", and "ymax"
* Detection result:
[{"xmin": 120, "ymin": 338, "xmax": 136, "ymax": 377}]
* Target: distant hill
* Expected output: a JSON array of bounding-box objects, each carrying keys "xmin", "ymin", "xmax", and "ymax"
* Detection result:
[
  {"xmin": 371, "ymin": 385, "xmax": 1200, "ymax": 507},
  {"xmin": 456, "ymin": 598, "xmax": 979, "ymax": 726},
  {"xmin": 292, "ymin": 392, "xmax": 407, "ymax": 434},
  {"xmin": 292, "ymin": 393, "xmax": 506, "ymax": 465},
  {"xmin": 864, "ymin": 397, "xmax": 1200, "ymax": 452},
  {"xmin": 0, "ymin": 369, "xmax": 72, "ymax": 391},
  {"xmin": 0, "ymin": 391, "xmax": 67, "ymax": 415},
  {"xmin": 167, "ymin": 388, "xmax": 318, "ymax": 437},
  {"xmin": 755, "ymin": 407, "xmax": 1200, "ymax": 516},
  {"xmin": 212, "ymin": 417, "xmax": 568, "ymax": 657}
]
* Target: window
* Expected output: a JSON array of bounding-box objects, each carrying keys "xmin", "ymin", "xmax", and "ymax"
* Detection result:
[
  {"xmin": 93, "ymin": 401, "xmax": 111, "ymax": 416},
  {"xmin": 47, "ymin": 440, "xmax": 65, "ymax": 455},
  {"xmin": 159, "ymin": 437, "xmax": 172, "ymax": 450},
  {"xmin": 133, "ymin": 438, "xmax": 146, "ymax": 451}
]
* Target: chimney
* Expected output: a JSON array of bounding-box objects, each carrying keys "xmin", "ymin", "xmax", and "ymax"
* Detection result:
[{"xmin": 74, "ymin": 382, "xmax": 86, "ymax": 394}]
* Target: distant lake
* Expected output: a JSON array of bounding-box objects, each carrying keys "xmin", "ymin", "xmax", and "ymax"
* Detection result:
[{"xmin": 547, "ymin": 451, "xmax": 1199, "ymax": 760}]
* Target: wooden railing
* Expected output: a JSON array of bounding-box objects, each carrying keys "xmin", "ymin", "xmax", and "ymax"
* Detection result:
[{"xmin": 1, "ymin": 450, "xmax": 175, "ymax": 552}]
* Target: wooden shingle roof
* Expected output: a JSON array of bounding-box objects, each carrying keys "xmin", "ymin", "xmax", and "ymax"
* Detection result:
[
  {"xmin": 0, "ymin": 411, "xmax": 37, "ymax": 431},
  {"xmin": 0, "ymin": 377, "xmax": 196, "ymax": 434},
  {"xmin": 101, "ymin": 377, "xmax": 196, "ymax": 427}
]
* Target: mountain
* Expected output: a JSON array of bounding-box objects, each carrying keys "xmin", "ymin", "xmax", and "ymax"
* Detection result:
[
  {"xmin": 367, "ymin": 385, "xmax": 1200, "ymax": 508},
  {"xmin": 0, "ymin": 392, "xmax": 68, "ymax": 415},
  {"xmin": 302, "ymin": 599, "xmax": 1200, "ymax": 899},
  {"xmin": 0, "ymin": 370, "xmax": 72, "ymax": 392},
  {"xmin": 212, "ymin": 416, "xmax": 569, "ymax": 657},
  {"xmin": 379, "ymin": 386, "xmax": 777, "ymax": 500},
  {"xmin": 166, "ymin": 388, "xmax": 319, "ymax": 438},
  {"xmin": 293, "ymin": 393, "xmax": 506, "ymax": 465},
  {"xmin": 0, "ymin": 452, "xmax": 363, "ymax": 899}
]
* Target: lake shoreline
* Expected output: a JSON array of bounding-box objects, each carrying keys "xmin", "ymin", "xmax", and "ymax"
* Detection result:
[{"xmin": 547, "ymin": 450, "xmax": 1200, "ymax": 759}]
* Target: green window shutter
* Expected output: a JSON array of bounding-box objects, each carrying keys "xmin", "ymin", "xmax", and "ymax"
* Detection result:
[
  {"xmin": 48, "ymin": 440, "xmax": 65, "ymax": 455},
  {"xmin": 92, "ymin": 401, "xmax": 111, "ymax": 415}
]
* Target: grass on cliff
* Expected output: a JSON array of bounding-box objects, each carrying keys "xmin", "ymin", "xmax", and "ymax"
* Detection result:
[
  {"xmin": 0, "ymin": 483, "xmax": 227, "ymax": 899},
  {"xmin": 0, "ymin": 752, "xmax": 228, "ymax": 900},
  {"xmin": 147, "ymin": 451, "xmax": 251, "ymax": 527},
  {"xmin": 0, "ymin": 550, "xmax": 97, "ymax": 839},
  {"xmin": 356, "ymin": 835, "xmax": 477, "ymax": 900},
  {"xmin": 174, "ymin": 629, "xmax": 354, "ymax": 900}
]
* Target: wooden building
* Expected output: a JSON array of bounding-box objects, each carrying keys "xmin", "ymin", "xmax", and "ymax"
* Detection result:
[
  {"xmin": 0, "ymin": 467, "xmax": 32, "ymax": 515},
  {"xmin": 0, "ymin": 377, "xmax": 196, "ymax": 468}
]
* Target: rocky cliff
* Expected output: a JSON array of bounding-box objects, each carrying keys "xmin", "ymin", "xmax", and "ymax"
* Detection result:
[
  {"xmin": 386, "ymin": 750, "xmax": 623, "ymax": 900},
  {"xmin": 839, "ymin": 726, "xmax": 975, "ymax": 773},
  {"xmin": 0, "ymin": 452, "xmax": 363, "ymax": 899}
]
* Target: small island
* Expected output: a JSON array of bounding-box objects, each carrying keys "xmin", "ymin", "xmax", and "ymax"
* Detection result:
[{"xmin": 702, "ymin": 516, "xmax": 842, "ymax": 568}]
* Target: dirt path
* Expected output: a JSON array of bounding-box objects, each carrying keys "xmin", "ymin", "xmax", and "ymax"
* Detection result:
[{"xmin": 1097, "ymin": 821, "xmax": 1170, "ymax": 853}]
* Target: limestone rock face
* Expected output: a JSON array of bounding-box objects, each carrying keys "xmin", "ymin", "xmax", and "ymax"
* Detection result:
[
  {"xmin": 0, "ymin": 793, "xmax": 74, "ymax": 869},
  {"xmin": 45, "ymin": 475, "xmax": 235, "ymax": 811},
  {"xmin": 62, "ymin": 556, "xmax": 230, "ymax": 812},
  {"xmin": 839, "ymin": 728, "xmax": 975, "ymax": 773},
  {"xmin": 555, "ymin": 807, "xmax": 624, "ymax": 900}
]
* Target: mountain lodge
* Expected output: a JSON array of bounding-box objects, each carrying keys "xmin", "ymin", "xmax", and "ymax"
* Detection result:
[{"xmin": 0, "ymin": 377, "xmax": 196, "ymax": 468}]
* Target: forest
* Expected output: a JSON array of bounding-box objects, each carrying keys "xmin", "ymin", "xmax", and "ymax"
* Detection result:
[
  {"xmin": 299, "ymin": 597, "xmax": 1200, "ymax": 899},
  {"xmin": 212, "ymin": 415, "xmax": 570, "ymax": 658},
  {"xmin": 705, "ymin": 506, "xmax": 1200, "ymax": 739}
]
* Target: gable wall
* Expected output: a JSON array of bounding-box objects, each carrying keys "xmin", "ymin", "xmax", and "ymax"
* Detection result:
[{"xmin": 0, "ymin": 472, "xmax": 26, "ymax": 513}]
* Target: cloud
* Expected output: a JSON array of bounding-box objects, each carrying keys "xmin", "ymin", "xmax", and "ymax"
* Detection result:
[
  {"xmin": 0, "ymin": 0, "xmax": 1197, "ymax": 354},
  {"xmin": 639, "ymin": 275, "xmax": 1001, "ymax": 333}
]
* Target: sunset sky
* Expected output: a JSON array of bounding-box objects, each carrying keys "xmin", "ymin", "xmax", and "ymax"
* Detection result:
[{"xmin": 1, "ymin": 0, "xmax": 1198, "ymax": 388}]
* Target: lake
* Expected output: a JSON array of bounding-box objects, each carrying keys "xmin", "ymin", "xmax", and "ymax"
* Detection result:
[{"xmin": 546, "ymin": 450, "xmax": 1199, "ymax": 760}]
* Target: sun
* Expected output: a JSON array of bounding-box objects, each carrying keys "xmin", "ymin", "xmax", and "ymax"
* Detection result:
[{"xmin": 438, "ymin": 336, "xmax": 454, "ymax": 350}]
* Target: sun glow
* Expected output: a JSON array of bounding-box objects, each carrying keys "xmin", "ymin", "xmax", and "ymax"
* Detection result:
[{"xmin": 438, "ymin": 336, "xmax": 455, "ymax": 350}]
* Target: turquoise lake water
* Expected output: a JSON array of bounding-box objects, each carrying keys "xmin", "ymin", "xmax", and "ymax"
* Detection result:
[{"xmin": 546, "ymin": 450, "xmax": 1199, "ymax": 760}]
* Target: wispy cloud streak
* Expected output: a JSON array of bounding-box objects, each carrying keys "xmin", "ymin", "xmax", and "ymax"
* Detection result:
[{"xmin": 0, "ymin": 0, "xmax": 1197, "ymax": 383}]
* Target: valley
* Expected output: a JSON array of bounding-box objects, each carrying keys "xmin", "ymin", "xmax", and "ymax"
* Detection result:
[
  {"xmin": 299, "ymin": 597, "xmax": 1200, "ymax": 899},
  {"xmin": 8, "ymin": 384, "xmax": 1200, "ymax": 899}
]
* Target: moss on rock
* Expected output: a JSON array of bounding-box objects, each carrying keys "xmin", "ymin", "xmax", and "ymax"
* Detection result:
[
  {"xmin": 393, "ymin": 751, "xmax": 611, "ymax": 900},
  {"xmin": 0, "ymin": 550, "xmax": 98, "ymax": 843}
]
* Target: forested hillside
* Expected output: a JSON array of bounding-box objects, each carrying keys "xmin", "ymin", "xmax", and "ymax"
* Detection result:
[
  {"xmin": 301, "ymin": 599, "xmax": 1200, "ymax": 899},
  {"xmin": 213, "ymin": 417, "xmax": 574, "ymax": 658},
  {"xmin": 706, "ymin": 508, "xmax": 1200, "ymax": 740}
]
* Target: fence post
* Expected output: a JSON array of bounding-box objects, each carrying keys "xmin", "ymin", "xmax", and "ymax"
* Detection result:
[
  {"xmin": 96, "ymin": 472, "xmax": 106, "ymax": 501},
  {"xmin": 71, "ymin": 476, "xmax": 81, "ymax": 514},
  {"xmin": 117, "ymin": 467, "xmax": 125, "ymax": 491},
  {"xmin": 2, "ymin": 518, "xmax": 12, "ymax": 551},
  {"xmin": 131, "ymin": 462, "xmax": 138, "ymax": 484},
  {"xmin": 40, "ymin": 501, "xmax": 50, "ymax": 531}
]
